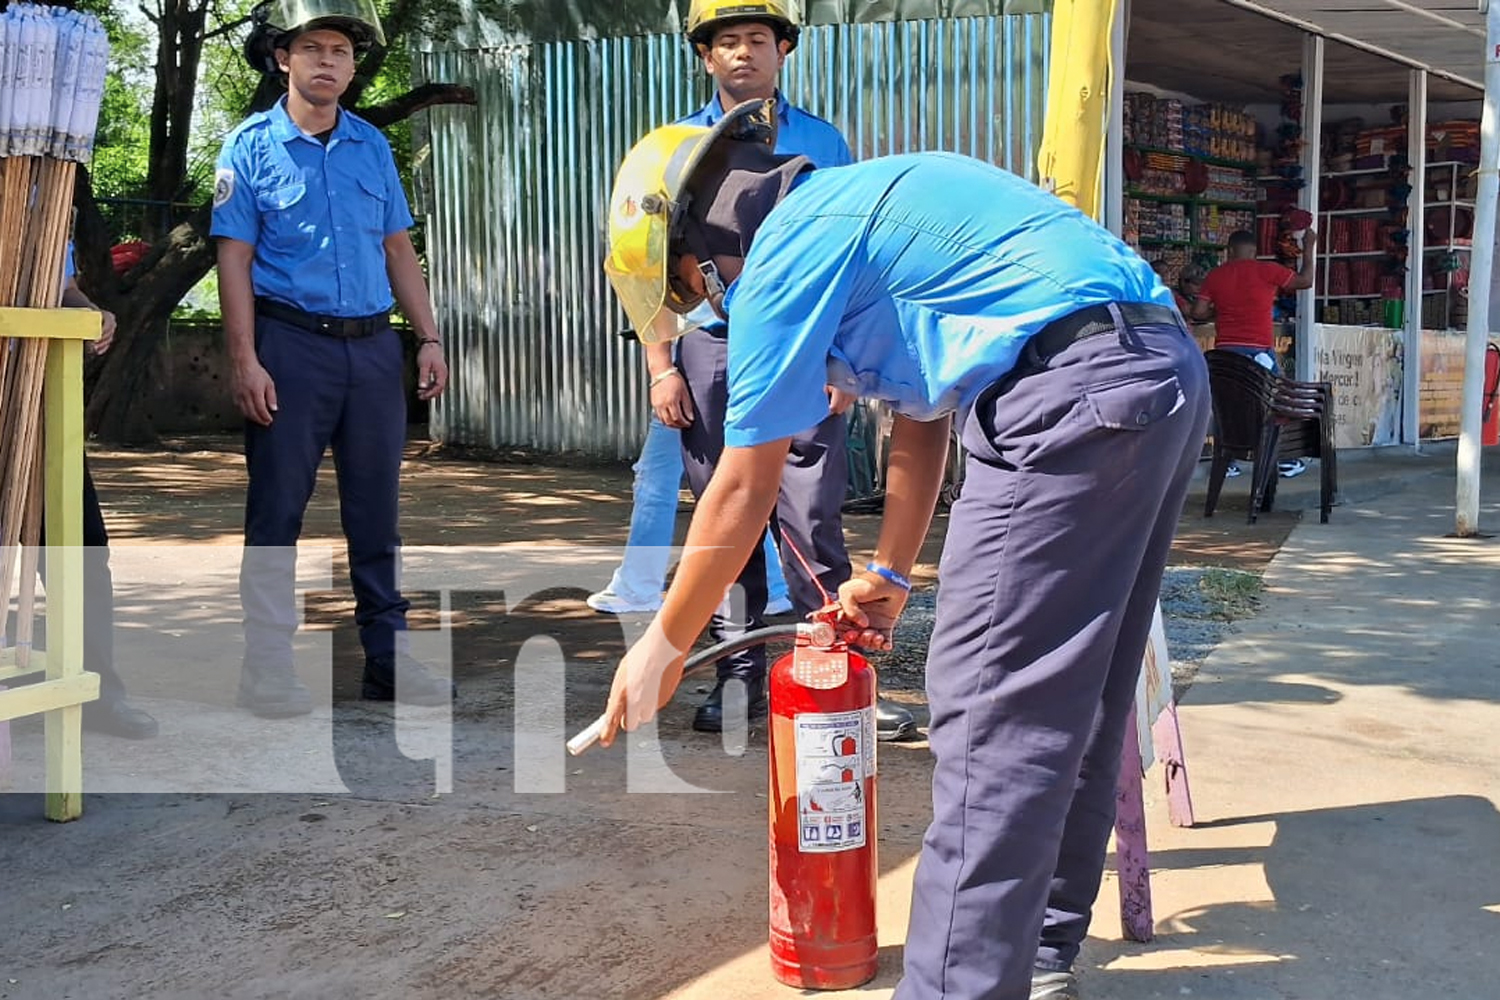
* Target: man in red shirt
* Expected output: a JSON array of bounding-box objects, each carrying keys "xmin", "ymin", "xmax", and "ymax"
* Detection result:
[{"xmin": 1192, "ymin": 228, "xmax": 1318, "ymax": 477}]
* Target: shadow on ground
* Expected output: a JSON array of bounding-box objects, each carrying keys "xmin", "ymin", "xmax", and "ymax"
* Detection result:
[{"xmin": 1084, "ymin": 796, "xmax": 1500, "ymax": 999}]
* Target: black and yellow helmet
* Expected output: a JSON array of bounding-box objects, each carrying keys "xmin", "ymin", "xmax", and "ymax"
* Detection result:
[
  {"xmin": 603, "ymin": 99, "xmax": 779, "ymax": 343},
  {"xmin": 243, "ymin": 0, "xmax": 385, "ymax": 75},
  {"xmin": 684, "ymin": 0, "xmax": 801, "ymax": 52}
]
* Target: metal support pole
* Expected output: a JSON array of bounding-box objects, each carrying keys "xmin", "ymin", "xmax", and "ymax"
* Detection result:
[
  {"xmin": 1405, "ymin": 69, "xmax": 1428, "ymax": 447},
  {"xmin": 1457, "ymin": 1, "xmax": 1498, "ymax": 535},
  {"xmin": 1104, "ymin": 0, "xmax": 1128, "ymax": 235},
  {"xmin": 1297, "ymin": 34, "xmax": 1325, "ymax": 383}
]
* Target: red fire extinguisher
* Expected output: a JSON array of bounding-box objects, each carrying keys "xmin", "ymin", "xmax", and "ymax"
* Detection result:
[
  {"xmin": 567, "ymin": 611, "xmax": 880, "ymax": 990},
  {"xmin": 767, "ymin": 611, "xmax": 879, "ymax": 990},
  {"xmin": 1483, "ymin": 342, "xmax": 1499, "ymax": 448}
]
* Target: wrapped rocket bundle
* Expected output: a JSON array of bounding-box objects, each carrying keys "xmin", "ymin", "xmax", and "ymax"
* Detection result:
[{"xmin": 0, "ymin": 4, "xmax": 110, "ymax": 665}]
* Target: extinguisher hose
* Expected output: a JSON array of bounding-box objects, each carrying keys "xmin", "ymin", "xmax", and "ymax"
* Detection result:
[
  {"xmin": 567, "ymin": 622, "xmax": 824, "ymax": 756},
  {"xmin": 679, "ymin": 623, "xmax": 805, "ymax": 675}
]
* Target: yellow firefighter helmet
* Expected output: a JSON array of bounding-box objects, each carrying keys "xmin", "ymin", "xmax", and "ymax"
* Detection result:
[
  {"xmin": 684, "ymin": 0, "xmax": 801, "ymax": 52},
  {"xmin": 603, "ymin": 98, "xmax": 777, "ymax": 343}
]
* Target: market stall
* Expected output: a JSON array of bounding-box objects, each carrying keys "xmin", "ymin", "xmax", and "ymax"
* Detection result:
[{"xmin": 1120, "ymin": 0, "xmax": 1493, "ymax": 449}]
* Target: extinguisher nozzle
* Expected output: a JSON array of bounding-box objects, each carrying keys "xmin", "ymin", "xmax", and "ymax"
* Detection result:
[{"xmin": 567, "ymin": 716, "xmax": 606, "ymax": 756}]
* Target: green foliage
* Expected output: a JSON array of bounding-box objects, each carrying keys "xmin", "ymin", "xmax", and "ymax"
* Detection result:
[
  {"xmin": 172, "ymin": 270, "xmax": 223, "ymax": 320},
  {"xmin": 186, "ymin": 2, "xmax": 262, "ymax": 204},
  {"xmin": 85, "ymin": 3, "xmax": 152, "ymax": 204}
]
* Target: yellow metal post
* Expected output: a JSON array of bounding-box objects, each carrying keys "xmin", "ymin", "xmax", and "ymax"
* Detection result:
[
  {"xmin": 1036, "ymin": 0, "xmax": 1119, "ymax": 220},
  {"xmin": 43, "ymin": 335, "xmax": 90, "ymax": 820},
  {"xmin": 0, "ymin": 306, "xmax": 100, "ymax": 821}
]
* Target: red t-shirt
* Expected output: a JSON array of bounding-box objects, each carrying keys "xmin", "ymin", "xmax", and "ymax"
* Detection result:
[{"xmin": 1197, "ymin": 259, "xmax": 1295, "ymax": 350}]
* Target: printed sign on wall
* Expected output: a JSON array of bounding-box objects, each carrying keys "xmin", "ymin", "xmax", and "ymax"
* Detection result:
[{"xmin": 1314, "ymin": 325, "xmax": 1403, "ymax": 448}]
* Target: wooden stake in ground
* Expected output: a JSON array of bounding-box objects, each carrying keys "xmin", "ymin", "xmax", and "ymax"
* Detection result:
[{"xmin": 14, "ymin": 433, "xmax": 45, "ymax": 669}]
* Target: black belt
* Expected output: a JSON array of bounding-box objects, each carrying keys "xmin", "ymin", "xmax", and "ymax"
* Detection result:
[
  {"xmin": 1022, "ymin": 301, "xmax": 1183, "ymax": 368},
  {"xmin": 256, "ymin": 298, "xmax": 390, "ymax": 339},
  {"xmin": 987, "ymin": 301, "xmax": 1183, "ymax": 399}
]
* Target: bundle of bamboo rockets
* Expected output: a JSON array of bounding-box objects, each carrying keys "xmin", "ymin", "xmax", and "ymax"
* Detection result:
[{"xmin": 0, "ymin": 4, "xmax": 108, "ymax": 666}]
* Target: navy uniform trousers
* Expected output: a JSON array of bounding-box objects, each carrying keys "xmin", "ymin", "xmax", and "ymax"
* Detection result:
[
  {"xmin": 239, "ymin": 313, "xmax": 410, "ymax": 672},
  {"xmin": 895, "ymin": 306, "xmax": 1210, "ymax": 1000},
  {"xmin": 676, "ymin": 326, "xmax": 850, "ymax": 685}
]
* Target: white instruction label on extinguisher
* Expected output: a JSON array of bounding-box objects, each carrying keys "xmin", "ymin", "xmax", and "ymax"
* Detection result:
[{"xmin": 793, "ymin": 707, "xmax": 876, "ymax": 853}]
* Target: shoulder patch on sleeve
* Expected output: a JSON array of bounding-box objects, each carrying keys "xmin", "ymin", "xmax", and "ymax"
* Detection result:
[{"xmin": 213, "ymin": 168, "xmax": 235, "ymax": 208}]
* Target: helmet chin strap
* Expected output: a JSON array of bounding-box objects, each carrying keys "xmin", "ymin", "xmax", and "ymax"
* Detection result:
[{"xmin": 698, "ymin": 258, "xmax": 728, "ymax": 320}]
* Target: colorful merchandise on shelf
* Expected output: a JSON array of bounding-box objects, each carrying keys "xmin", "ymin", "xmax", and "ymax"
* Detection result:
[
  {"xmin": 1194, "ymin": 205, "xmax": 1255, "ymax": 247},
  {"xmin": 1124, "ymin": 93, "xmax": 1255, "ymax": 164},
  {"xmin": 1426, "ymin": 120, "xmax": 1480, "ymax": 164},
  {"xmin": 1129, "ymin": 199, "xmax": 1190, "ymax": 243}
]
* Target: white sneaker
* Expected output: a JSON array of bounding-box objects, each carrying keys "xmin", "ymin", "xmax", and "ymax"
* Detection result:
[
  {"xmin": 1030, "ymin": 970, "xmax": 1080, "ymax": 1000},
  {"xmin": 1224, "ymin": 462, "xmax": 1242, "ymax": 478},
  {"xmin": 1278, "ymin": 458, "xmax": 1308, "ymax": 479},
  {"xmin": 585, "ymin": 589, "xmax": 662, "ymax": 614},
  {"xmin": 765, "ymin": 596, "xmax": 794, "ymax": 616}
]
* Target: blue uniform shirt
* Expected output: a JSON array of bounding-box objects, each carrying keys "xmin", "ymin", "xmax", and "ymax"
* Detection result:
[
  {"xmin": 210, "ymin": 98, "xmax": 413, "ymax": 318},
  {"xmin": 679, "ymin": 91, "xmax": 852, "ymax": 168},
  {"xmin": 677, "ymin": 92, "xmax": 852, "ymax": 336},
  {"xmin": 720, "ymin": 152, "xmax": 1174, "ymax": 448}
]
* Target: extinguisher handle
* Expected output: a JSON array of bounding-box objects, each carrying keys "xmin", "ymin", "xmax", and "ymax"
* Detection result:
[{"xmin": 566, "ymin": 622, "xmax": 823, "ymax": 756}]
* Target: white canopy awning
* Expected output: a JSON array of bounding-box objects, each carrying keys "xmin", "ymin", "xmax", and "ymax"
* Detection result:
[
  {"xmin": 1223, "ymin": 0, "xmax": 1484, "ymax": 89},
  {"xmin": 1129, "ymin": 0, "xmax": 1484, "ymax": 101}
]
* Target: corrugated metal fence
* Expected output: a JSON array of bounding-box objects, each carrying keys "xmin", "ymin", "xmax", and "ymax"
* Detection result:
[{"xmin": 415, "ymin": 14, "xmax": 1050, "ymax": 458}]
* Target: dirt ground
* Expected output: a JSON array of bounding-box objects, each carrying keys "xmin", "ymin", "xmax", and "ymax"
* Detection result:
[{"xmin": 0, "ymin": 432, "xmax": 1306, "ymax": 1000}]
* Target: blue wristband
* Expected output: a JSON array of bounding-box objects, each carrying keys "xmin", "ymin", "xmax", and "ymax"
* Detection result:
[{"xmin": 865, "ymin": 561, "xmax": 911, "ymax": 592}]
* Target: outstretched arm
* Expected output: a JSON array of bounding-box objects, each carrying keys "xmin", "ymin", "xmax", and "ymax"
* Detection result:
[{"xmin": 598, "ymin": 436, "xmax": 792, "ymax": 745}]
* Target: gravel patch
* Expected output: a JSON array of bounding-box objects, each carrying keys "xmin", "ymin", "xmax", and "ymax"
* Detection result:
[{"xmin": 874, "ymin": 566, "xmax": 1261, "ymax": 700}]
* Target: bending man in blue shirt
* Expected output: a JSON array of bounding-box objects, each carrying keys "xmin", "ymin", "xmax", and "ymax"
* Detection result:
[
  {"xmin": 594, "ymin": 100, "xmax": 1211, "ymax": 1000},
  {"xmin": 211, "ymin": 0, "xmax": 453, "ymax": 716}
]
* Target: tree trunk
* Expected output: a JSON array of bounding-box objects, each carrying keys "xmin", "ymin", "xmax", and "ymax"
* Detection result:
[
  {"xmin": 144, "ymin": 1, "xmax": 208, "ymax": 242},
  {"xmin": 359, "ymin": 84, "xmax": 476, "ymax": 128},
  {"xmin": 85, "ymin": 211, "xmax": 214, "ymax": 443}
]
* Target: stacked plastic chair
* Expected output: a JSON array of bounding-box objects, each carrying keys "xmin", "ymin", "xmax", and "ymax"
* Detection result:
[{"xmin": 1203, "ymin": 350, "xmax": 1339, "ymax": 524}]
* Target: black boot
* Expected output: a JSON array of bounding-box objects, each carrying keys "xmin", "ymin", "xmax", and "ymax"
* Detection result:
[
  {"xmin": 692, "ymin": 676, "xmax": 768, "ymax": 733},
  {"xmin": 82, "ymin": 697, "xmax": 159, "ymax": 739},
  {"xmin": 361, "ymin": 654, "xmax": 455, "ymax": 706},
  {"xmin": 236, "ymin": 665, "xmax": 313, "ymax": 718},
  {"xmin": 876, "ymin": 696, "xmax": 919, "ymax": 742}
]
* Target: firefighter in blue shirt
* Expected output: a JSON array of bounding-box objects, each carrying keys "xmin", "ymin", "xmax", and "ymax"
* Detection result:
[
  {"xmin": 591, "ymin": 0, "xmax": 916, "ymax": 740},
  {"xmin": 593, "ymin": 100, "xmax": 1211, "ymax": 1000},
  {"xmin": 211, "ymin": 0, "xmax": 452, "ymax": 716}
]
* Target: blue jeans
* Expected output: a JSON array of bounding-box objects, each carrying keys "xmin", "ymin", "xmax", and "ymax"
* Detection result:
[
  {"xmin": 1219, "ymin": 345, "xmax": 1281, "ymax": 373},
  {"xmin": 602, "ymin": 415, "xmax": 789, "ymax": 604}
]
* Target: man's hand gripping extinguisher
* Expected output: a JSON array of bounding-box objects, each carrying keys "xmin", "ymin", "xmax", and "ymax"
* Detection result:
[{"xmin": 567, "ymin": 607, "xmax": 881, "ymax": 990}]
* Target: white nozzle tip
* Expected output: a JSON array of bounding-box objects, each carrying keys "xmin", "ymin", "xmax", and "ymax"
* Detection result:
[{"xmin": 566, "ymin": 717, "xmax": 606, "ymax": 756}]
